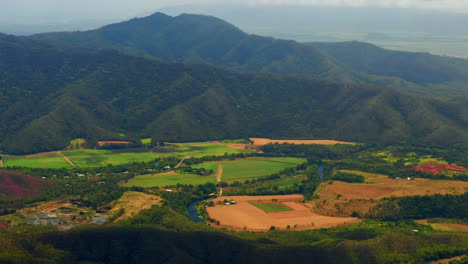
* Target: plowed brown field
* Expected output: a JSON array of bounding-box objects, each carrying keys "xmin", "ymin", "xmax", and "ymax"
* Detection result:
[
  {"xmin": 312, "ymin": 170, "xmax": 468, "ymax": 216},
  {"xmin": 207, "ymin": 195, "xmax": 360, "ymax": 231},
  {"xmin": 250, "ymin": 138, "xmax": 354, "ymax": 146}
]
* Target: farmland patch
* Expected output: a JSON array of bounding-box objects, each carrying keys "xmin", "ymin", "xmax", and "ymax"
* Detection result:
[
  {"xmin": 250, "ymin": 138, "xmax": 354, "ymax": 146},
  {"xmin": 207, "ymin": 195, "xmax": 360, "ymax": 231},
  {"xmin": 311, "ymin": 170, "xmax": 468, "ymax": 217},
  {"xmin": 123, "ymin": 171, "xmax": 216, "ymax": 188},
  {"xmin": 108, "ymin": 191, "xmax": 161, "ymax": 222}
]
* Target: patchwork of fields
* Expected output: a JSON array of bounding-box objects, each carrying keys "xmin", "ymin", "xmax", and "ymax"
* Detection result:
[
  {"xmin": 207, "ymin": 195, "xmax": 360, "ymax": 231},
  {"xmin": 194, "ymin": 157, "xmax": 306, "ymax": 182},
  {"xmin": 1, "ymin": 141, "xmax": 250, "ymax": 168},
  {"xmin": 312, "ymin": 170, "xmax": 468, "ymax": 216},
  {"xmin": 123, "ymin": 171, "xmax": 217, "ymax": 188},
  {"xmin": 124, "ymin": 157, "xmax": 306, "ymax": 188},
  {"xmin": 250, "ymin": 138, "xmax": 354, "ymax": 146}
]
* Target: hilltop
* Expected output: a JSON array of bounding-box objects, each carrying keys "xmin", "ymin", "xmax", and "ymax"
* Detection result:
[{"xmin": 28, "ymin": 12, "xmax": 468, "ymax": 97}]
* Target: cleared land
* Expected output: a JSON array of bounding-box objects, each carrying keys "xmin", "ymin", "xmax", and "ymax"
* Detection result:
[
  {"xmin": 411, "ymin": 162, "xmax": 468, "ymax": 174},
  {"xmin": 207, "ymin": 195, "xmax": 360, "ymax": 231},
  {"xmin": 312, "ymin": 170, "xmax": 468, "ymax": 216},
  {"xmin": 0, "ymin": 170, "xmax": 48, "ymax": 199},
  {"xmin": 123, "ymin": 171, "xmax": 216, "ymax": 188},
  {"xmin": 3, "ymin": 141, "xmax": 250, "ymax": 168},
  {"xmin": 124, "ymin": 157, "xmax": 304, "ymax": 187},
  {"xmin": 108, "ymin": 191, "xmax": 161, "ymax": 222},
  {"xmin": 250, "ymin": 138, "xmax": 354, "ymax": 146},
  {"xmin": 194, "ymin": 157, "xmax": 306, "ymax": 183},
  {"xmin": 416, "ymin": 220, "xmax": 468, "ymax": 233},
  {"xmin": 2, "ymin": 152, "xmax": 74, "ymax": 169},
  {"xmin": 250, "ymin": 202, "xmax": 293, "ymax": 212}
]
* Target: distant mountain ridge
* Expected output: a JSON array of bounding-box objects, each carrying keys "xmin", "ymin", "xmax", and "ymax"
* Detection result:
[
  {"xmin": 312, "ymin": 41, "xmax": 468, "ymax": 96},
  {"xmin": 27, "ymin": 12, "xmax": 468, "ymax": 97},
  {"xmin": 27, "ymin": 13, "xmax": 419, "ymax": 92},
  {"xmin": 2, "ymin": 34, "xmax": 468, "ymax": 154}
]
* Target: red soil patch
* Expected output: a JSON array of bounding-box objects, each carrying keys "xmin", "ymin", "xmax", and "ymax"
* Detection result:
[
  {"xmin": 250, "ymin": 138, "xmax": 353, "ymax": 146},
  {"xmin": 0, "ymin": 221, "xmax": 9, "ymax": 230},
  {"xmin": 411, "ymin": 162, "xmax": 468, "ymax": 174},
  {"xmin": 0, "ymin": 170, "xmax": 48, "ymax": 199},
  {"xmin": 207, "ymin": 195, "xmax": 360, "ymax": 231},
  {"xmin": 98, "ymin": 141, "xmax": 132, "ymax": 147}
]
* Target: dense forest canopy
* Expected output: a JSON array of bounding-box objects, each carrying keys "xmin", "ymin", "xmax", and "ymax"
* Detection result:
[{"xmin": 2, "ymin": 33, "xmax": 468, "ymax": 153}]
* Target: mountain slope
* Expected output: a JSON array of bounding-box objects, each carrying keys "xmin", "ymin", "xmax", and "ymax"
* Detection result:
[
  {"xmin": 313, "ymin": 41, "xmax": 468, "ymax": 96},
  {"xmin": 27, "ymin": 13, "xmax": 359, "ymax": 83},
  {"xmin": 27, "ymin": 13, "xmax": 468, "ymax": 96},
  {"xmin": 2, "ymin": 34, "xmax": 468, "ymax": 154}
]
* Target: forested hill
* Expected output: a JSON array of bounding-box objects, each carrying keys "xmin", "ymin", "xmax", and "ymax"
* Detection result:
[
  {"xmin": 27, "ymin": 12, "xmax": 468, "ymax": 97},
  {"xmin": 2, "ymin": 34, "xmax": 468, "ymax": 154},
  {"xmin": 28, "ymin": 13, "xmax": 354, "ymax": 83},
  {"xmin": 313, "ymin": 41, "xmax": 468, "ymax": 96},
  {"xmin": 27, "ymin": 12, "xmax": 424, "ymax": 94}
]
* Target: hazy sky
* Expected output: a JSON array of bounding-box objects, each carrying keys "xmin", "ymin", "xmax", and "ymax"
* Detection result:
[{"xmin": 2, "ymin": 0, "xmax": 468, "ymax": 24}]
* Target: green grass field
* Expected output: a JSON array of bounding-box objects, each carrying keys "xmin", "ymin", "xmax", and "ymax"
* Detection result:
[
  {"xmin": 195, "ymin": 157, "xmax": 306, "ymax": 182},
  {"xmin": 62, "ymin": 149, "xmax": 160, "ymax": 168},
  {"xmin": 164, "ymin": 142, "xmax": 249, "ymax": 157},
  {"xmin": 2, "ymin": 141, "xmax": 251, "ymax": 168},
  {"xmin": 192, "ymin": 163, "xmax": 219, "ymax": 172},
  {"xmin": 1, "ymin": 152, "xmax": 74, "ymax": 169},
  {"xmin": 123, "ymin": 157, "xmax": 305, "ymax": 188},
  {"xmin": 249, "ymin": 202, "xmax": 293, "ymax": 213},
  {"xmin": 123, "ymin": 172, "xmax": 216, "ymax": 188}
]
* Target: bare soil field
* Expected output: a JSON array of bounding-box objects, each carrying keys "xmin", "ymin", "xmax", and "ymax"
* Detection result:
[
  {"xmin": 312, "ymin": 170, "xmax": 468, "ymax": 216},
  {"xmin": 108, "ymin": 191, "xmax": 161, "ymax": 222},
  {"xmin": 206, "ymin": 195, "xmax": 360, "ymax": 231},
  {"xmin": 250, "ymin": 138, "xmax": 354, "ymax": 146},
  {"xmin": 411, "ymin": 162, "xmax": 468, "ymax": 174}
]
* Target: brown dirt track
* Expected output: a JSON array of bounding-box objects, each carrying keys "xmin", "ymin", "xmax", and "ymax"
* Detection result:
[
  {"xmin": 312, "ymin": 170, "xmax": 468, "ymax": 216},
  {"xmin": 250, "ymin": 138, "xmax": 354, "ymax": 146},
  {"xmin": 207, "ymin": 195, "xmax": 360, "ymax": 231}
]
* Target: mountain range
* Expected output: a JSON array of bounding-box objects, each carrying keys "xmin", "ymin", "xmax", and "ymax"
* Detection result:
[
  {"xmin": 29, "ymin": 12, "xmax": 468, "ymax": 97},
  {"xmin": 1, "ymin": 13, "xmax": 468, "ymax": 154}
]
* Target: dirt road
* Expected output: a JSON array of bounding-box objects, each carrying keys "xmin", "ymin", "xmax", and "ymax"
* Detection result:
[{"xmin": 59, "ymin": 151, "xmax": 77, "ymax": 168}]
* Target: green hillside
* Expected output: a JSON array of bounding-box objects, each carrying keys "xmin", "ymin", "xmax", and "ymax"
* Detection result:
[
  {"xmin": 313, "ymin": 41, "xmax": 468, "ymax": 97},
  {"xmin": 29, "ymin": 13, "xmax": 354, "ymax": 83},
  {"xmin": 28, "ymin": 13, "xmax": 468, "ymax": 96},
  {"xmin": 2, "ymin": 34, "xmax": 468, "ymax": 154},
  {"xmin": 28, "ymin": 12, "xmax": 421, "ymax": 93}
]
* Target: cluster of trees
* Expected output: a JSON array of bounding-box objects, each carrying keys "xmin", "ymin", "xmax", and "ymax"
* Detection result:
[
  {"xmin": 333, "ymin": 172, "xmax": 365, "ymax": 183},
  {"xmin": 368, "ymin": 193, "xmax": 468, "ymax": 220},
  {"xmin": 260, "ymin": 143, "xmax": 363, "ymax": 159}
]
